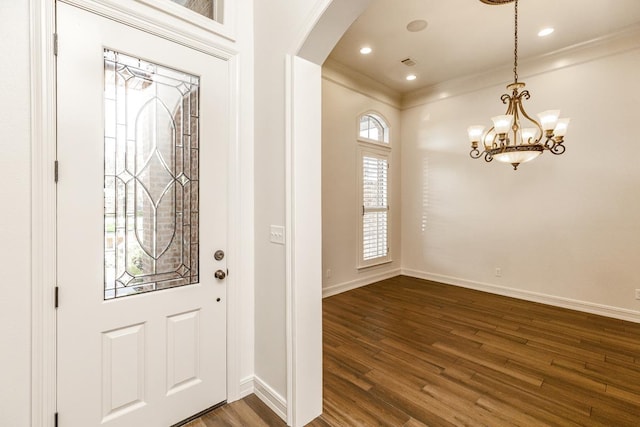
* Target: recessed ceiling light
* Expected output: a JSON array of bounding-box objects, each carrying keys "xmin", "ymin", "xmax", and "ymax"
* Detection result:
[
  {"xmin": 406, "ymin": 74, "xmax": 417, "ymax": 81},
  {"xmin": 538, "ymin": 28, "xmax": 554, "ymax": 37},
  {"xmin": 360, "ymin": 46, "xmax": 372, "ymax": 55},
  {"xmin": 406, "ymin": 20, "xmax": 428, "ymax": 32}
]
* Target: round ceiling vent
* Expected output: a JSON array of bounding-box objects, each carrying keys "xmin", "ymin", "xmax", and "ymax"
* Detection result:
[
  {"xmin": 406, "ymin": 19, "xmax": 428, "ymax": 32},
  {"xmin": 479, "ymin": 0, "xmax": 515, "ymax": 4}
]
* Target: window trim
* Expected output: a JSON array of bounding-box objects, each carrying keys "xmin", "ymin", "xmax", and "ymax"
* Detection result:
[{"xmin": 357, "ymin": 145, "xmax": 392, "ymax": 269}]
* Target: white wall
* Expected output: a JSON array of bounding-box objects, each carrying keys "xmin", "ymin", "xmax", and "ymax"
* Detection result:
[
  {"xmin": 252, "ymin": 0, "xmax": 325, "ymax": 406},
  {"xmin": 0, "ymin": 2, "xmax": 32, "ymax": 425},
  {"xmin": 401, "ymin": 46, "xmax": 640, "ymax": 320},
  {"xmin": 253, "ymin": 4, "xmax": 373, "ymax": 420},
  {"xmin": 289, "ymin": 55, "xmax": 323, "ymax": 426},
  {"xmin": 322, "ymin": 61, "xmax": 402, "ymax": 295},
  {"xmin": 230, "ymin": 0, "xmax": 256, "ymax": 400}
]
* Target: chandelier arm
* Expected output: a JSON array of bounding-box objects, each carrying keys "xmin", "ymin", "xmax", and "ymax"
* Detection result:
[
  {"xmin": 483, "ymin": 127, "xmax": 497, "ymax": 149},
  {"xmin": 470, "ymin": 148, "xmax": 483, "ymax": 159},
  {"xmin": 543, "ymin": 135, "xmax": 554, "ymax": 149},
  {"xmin": 517, "ymin": 89, "xmax": 530, "ymax": 101},
  {"xmin": 506, "ymin": 98, "xmax": 517, "ymax": 116},
  {"xmin": 484, "ymin": 151, "xmax": 494, "ymax": 162},
  {"xmin": 507, "ymin": 98, "xmax": 519, "ymax": 145},
  {"xmin": 549, "ymin": 142, "xmax": 566, "ymax": 155},
  {"xmin": 517, "ymin": 98, "xmax": 545, "ymax": 144}
]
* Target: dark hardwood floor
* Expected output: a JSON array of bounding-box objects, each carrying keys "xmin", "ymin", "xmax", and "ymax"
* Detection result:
[{"xmin": 188, "ymin": 275, "xmax": 640, "ymax": 426}]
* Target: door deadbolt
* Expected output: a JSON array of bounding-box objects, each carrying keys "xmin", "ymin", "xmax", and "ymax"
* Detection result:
[
  {"xmin": 214, "ymin": 250, "xmax": 225, "ymax": 261},
  {"xmin": 214, "ymin": 269, "xmax": 226, "ymax": 280}
]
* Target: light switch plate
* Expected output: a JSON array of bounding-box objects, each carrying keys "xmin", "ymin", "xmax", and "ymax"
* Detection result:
[{"xmin": 270, "ymin": 225, "xmax": 285, "ymax": 245}]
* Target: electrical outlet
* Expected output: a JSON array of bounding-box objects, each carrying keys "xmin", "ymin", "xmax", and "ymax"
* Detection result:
[
  {"xmin": 495, "ymin": 267, "xmax": 502, "ymax": 277},
  {"xmin": 270, "ymin": 225, "xmax": 285, "ymax": 245},
  {"xmin": 326, "ymin": 269, "xmax": 332, "ymax": 279},
  {"xmin": 635, "ymin": 289, "xmax": 640, "ymax": 300}
]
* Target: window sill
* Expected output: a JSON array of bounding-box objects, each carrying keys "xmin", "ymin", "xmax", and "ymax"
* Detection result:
[
  {"xmin": 357, "ymin": 137, "xmax": 391, "ymax": 150},
  {"xmin": 357, "ymin": 259, "xmax": 393, "ymax": 270}
]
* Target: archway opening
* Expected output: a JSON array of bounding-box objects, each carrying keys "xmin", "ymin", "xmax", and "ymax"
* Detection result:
[{"xmin": 286, "ymin": 1, "xmax": 372, "ymax": 426}]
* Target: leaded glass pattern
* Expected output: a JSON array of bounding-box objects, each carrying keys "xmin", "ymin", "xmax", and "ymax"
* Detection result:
[{"xmin": 104, "ymin": 50, "xmax": 200, "ymax": 300}]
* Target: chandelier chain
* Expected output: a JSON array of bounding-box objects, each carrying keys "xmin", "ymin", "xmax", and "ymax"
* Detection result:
[{"xmin": 513, "ymin": 0, "xmax": 519, "ymax": 83}]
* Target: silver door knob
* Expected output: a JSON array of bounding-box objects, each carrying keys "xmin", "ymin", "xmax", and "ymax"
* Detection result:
[{"xmin": 214, "ymin": 269, "xmax": 226, "ymax": 280}]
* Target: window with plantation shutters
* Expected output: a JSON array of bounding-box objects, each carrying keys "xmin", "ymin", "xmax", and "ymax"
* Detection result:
[
  {"xmin": 361, "ymin": 153, "xmax": 389, "ymax": 263},
  {"xmin": 357, "ymin": 112, "xmax": 391, "ymax": 268}
]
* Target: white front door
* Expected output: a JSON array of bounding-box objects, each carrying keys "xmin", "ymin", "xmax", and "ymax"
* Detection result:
[{"xmin": 56, "ymin": 3, "xmax": 229, "ymax": 426}]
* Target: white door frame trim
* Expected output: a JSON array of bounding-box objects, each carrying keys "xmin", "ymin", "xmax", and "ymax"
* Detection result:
[
  {"xmin": 285, "ymin": 55, "xmax": 324, "ymax": 427},
  {"xmin": 30, "ymin": 1, "xmax": 243, "ymax": 425},
  {"xmin": 30, "ymin": 0, "xmax": 57, "ymax": 424}
]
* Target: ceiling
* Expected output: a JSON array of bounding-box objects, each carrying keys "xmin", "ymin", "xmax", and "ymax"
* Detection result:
[{"xmin": 327, "ymin": 0, "xmax": 640, "ymax": 94}]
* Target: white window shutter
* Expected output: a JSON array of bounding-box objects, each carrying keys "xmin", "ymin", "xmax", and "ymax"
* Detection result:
[{"xmin": 361, "ymin": 154, "xmax": 388, "ymax": 262}]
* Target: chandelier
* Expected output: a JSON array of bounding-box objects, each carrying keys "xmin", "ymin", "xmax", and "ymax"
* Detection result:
[{"xmin": 468, "ymin": 0, "xmax": 569, "ymax": 170}]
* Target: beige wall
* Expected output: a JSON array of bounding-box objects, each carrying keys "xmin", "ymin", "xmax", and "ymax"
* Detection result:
[
  {"xmin": 0, "ymin": 2, "xmax": 32, "ymax": 425},
  {"xmin": 400, "ymin": 47, "xmax": 640, "ymax": 316},
  {"xmin": 321, "ymin": 67, "xmax": 402, "ymax": 294},
  {"xmin": 253, "ymin": 0, "xmax": 326, "ymax": 401}
]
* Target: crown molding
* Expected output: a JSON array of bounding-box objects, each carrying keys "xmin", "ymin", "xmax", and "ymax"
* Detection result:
[
  {"xmin": 402, "ymin": 24, "xmax": 640, "ymax": 110},
  {"xmin": 322, "ymin": 57, "xmax": 402, "ymax": 109}
]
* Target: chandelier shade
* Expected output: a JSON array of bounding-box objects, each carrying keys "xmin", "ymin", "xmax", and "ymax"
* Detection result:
[{"xmin": 468, "ymin": 0, "xmax": 569, "ymax": 170}]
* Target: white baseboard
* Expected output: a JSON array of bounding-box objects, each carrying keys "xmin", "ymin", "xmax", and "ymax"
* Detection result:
[
  {"xmin": 322, "ymin": 268, "xmax": 401, "ymax": 298},
  {"xmin": 402, "ymin": 269, "xmax": 640, "ymax": 324},
  {"xmin": 253, "ymin": 375, "xmax": 287, "ymax": 422},
  {"xmin": 238, "ymin": 376, "xmax": 255, "ymax": 400}
]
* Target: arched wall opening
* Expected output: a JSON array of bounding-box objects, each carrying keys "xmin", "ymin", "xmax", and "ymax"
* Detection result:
[{"xmin": 285, "ymin": 1, "xmax": 371, "ymax": 425}]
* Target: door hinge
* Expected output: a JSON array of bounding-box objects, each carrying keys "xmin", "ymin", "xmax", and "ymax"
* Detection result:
[
  {"xmin": 54, "ymin": 286, "xmax": 59, "ymax": 309},
  {"xmin": 54, "ymin": 160, "xmax": 59, "ymax": 183},
  {"xmin": 54, "ymin": 412, "xmax": 58, "ymax": 427},
  {"xmin": 53, "ymin": 33, "xmax": 58, "ymax": 56}
]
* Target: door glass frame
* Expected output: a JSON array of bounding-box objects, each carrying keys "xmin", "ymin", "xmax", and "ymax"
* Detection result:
[{"xmin": 103, "ymin": 49, "xmax": 202, "ymax": 300}]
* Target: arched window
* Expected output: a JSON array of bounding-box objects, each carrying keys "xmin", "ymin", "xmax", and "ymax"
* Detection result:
[
  {"xmin": 357, "ymin": 112, "xmax": 391, "ymax": 267},
  {"xmin": 359, "ymin": 113, "xmax": 389, "ymax": 144}
]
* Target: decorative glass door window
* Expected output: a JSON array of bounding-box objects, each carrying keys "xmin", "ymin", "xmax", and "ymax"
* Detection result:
[{"xmin": 103, "ymin": 50, "xmax": 200, "ymax": 299}]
